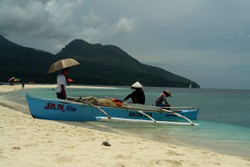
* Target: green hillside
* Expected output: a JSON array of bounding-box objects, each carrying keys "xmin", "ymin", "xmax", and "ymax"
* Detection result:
[
  {"xmin": 57, "ymin": 39, "xmax": 200, "ymax": 87},
  {"xmin": 0, "ymin": 35, "xmax": 200, "ymax": 87},
  {"xmin": 0, "ymin": 35, "xmax": 56, "ymax": 83}
]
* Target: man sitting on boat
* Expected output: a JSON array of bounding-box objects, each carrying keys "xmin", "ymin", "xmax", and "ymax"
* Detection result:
[
  {"xmin": 155, "ymin": 90, "xmax": 171, "ymax": 107},
  {"xmin": 123, "ymin": 81, "xmax": 145, "ymax": 104}
]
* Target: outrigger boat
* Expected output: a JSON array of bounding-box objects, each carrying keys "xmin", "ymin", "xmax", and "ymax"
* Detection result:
[{"xmin": 26, "ymin": 94, "xmax": 199, "ymax": 126}]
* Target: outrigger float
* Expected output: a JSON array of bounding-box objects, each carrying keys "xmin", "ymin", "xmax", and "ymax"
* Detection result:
[{"xmin": 26, "ymin": 94, "xmax": 199, "ymax": 126}]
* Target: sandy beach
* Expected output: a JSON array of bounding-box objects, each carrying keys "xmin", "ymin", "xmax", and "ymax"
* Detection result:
[{"xmin": 1, "ymin": 85, "xmax": 250, "ymax": 167}]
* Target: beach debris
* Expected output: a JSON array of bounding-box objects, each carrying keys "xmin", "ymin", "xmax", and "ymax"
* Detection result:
[
  {"xmin": 13, "ymin": 146, "xmax": 21, "ymax": 150},
  {"xmin": 102, "ymin": 141, "xmax": 111, "ymax": 146}
]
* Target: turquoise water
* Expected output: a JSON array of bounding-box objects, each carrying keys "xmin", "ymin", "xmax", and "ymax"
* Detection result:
[{"xmin": 1, "ymin": 86, "xmax": 250, "ymax": 157}]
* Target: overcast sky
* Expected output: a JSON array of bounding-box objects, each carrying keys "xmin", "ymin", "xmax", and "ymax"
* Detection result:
[{"xmin": 1, "ymin": 0, "xmax": 250, "ymax": 89}]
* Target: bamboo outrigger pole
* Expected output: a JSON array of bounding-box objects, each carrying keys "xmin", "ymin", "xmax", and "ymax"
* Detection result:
[
  {"xmin": 68, "ymin": 96, "xmax": 197, "ymax": 126},
  {"xmin": 163, "ymin": 107, "xmax": 194, "ymax": 109},
  {"xmin": 96, "ymin": 117, "xmax": 198, "ymax": 126},
  {"xmin": 137, "ymin": 110, "xmax": 156, "ymax": 123},
  {"xmin": 123, "ymin": 105, "xmax": 197, "ymax": 126},
  {"xmin": 159, "ymin": 108, "xmax": 195, "ymax": 126},
  {"xmin": 87, "ymin": 102, "xmax": 111, "ymax": 119}
]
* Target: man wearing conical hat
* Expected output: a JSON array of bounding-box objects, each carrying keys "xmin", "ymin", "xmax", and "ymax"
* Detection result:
[
  {"xmin": 155, "ymin": 90, "xmax": 171, "ymax": 106},
  {"xmin": 123, "ymin": 81, "xmax": 145, "ymax": 104}
]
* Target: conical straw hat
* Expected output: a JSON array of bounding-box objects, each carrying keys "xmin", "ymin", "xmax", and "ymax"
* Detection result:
[
  {"xmin": 48, "ymin": 58, "xmax": 80, "ymax": 73},
  {"xmin": 131, "ymin": 81, "xmax": 143, "ymax": 88},
  {"xmin": 164, "ymin": 90, "xmax": 171, "ymax": 97}
]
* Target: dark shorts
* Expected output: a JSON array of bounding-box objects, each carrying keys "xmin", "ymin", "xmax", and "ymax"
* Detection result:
[
  {"xmin": 57, "ymin": 92, "xmax": 65, "ymax": 99},
  {"xmin": 155, "ymin": 103, "xmax": 167, "ymax": 106}
]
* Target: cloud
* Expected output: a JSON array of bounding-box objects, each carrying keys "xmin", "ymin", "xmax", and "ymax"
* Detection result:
[
  {"xmin": 1, "ymin": 0, "xmax": 250, "ymax": 89},
  {"xmin": 0, "ymin": 0, "xmax": 79, "ymax": 39},
  {"xmin": 78, "ymin": 14, "xmax": 136, "ymax": 43},
  {"xmin": 115, "ymin": 16, "xmax": 136, "ymax": 34},
  {"xmin": 81, "ymin": 11, "xmax": 107, "ymax": 28},
  {"xmin": 0, "ymin": 0, "xmax": 136, "ymax": 52}
]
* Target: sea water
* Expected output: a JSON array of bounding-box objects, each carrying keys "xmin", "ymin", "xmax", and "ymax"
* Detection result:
[{"xmin": 1, "ymin": 86, "xmax": 250, "ymax": 158}]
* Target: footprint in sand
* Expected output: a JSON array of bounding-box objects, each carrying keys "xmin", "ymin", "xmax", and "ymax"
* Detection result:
[
  {"xmin": 155, "ymin": 159, "xmax": 183, "ymax": 166},
  {"xmin": 64, "ymin": 145, "xmax": 75, "ymax": 149},
  {"xmin": 47, "ymin": 140, "xmax": 53, "ymax": 143},
  {"xmin": 55, "ymin": 155, "xmax": 76, "ymax": 163},
  {"xmin": 113, "ymin": 164, "xmax": 126, "ymax": 167},
  {"xmin": 167, "ymin": 150, "xmax": 184, "ymax": 156},
  {"xmin": 168, "ymin": 145, "xmax": 177, "ymax": 148},
  {"xmin": 115, "ymin": 155, "xmax": 132, "ymax": 159},
  {"xmin": 201, "ymin": 151, "xmax": 210, "ymax": 154}
]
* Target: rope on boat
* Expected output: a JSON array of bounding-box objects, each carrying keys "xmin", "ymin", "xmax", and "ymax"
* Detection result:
[
  {"xmin": 67, "ymin": 97, "xmax": 111, "ymax": 119},
  {"xmin": 137, "ymin": 110, "xmax": 156, "ymax": 123}
]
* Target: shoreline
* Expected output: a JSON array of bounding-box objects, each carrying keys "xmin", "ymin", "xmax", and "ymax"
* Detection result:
[
  {"xmin": 1, "ymin": 84, "xmax": 250, "ymax": 167},
  {"xmin": 0, "ymin": 84, "xmax": 118, "ymax": 93}
]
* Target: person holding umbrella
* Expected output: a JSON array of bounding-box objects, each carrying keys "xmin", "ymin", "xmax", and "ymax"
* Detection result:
[
  {"xmin": 48, "ymin": 58, "xmax": 80, "ymax": 100},
  {"xmin": 56, "ymin": 68, "xmax": 69, "ymax": 99}
]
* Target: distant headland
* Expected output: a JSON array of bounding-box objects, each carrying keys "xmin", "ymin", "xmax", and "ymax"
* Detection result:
[{"xmin": 0, "ymin": 35, "xmax": 200, "ymax": 88}]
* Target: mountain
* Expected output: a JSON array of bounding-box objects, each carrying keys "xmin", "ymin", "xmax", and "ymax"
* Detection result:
[
  {"xmin": 57, "ymin": 39, "xmax": 200, "ymax": 87},
  {"xmin": 0, "ymin": 35, "xmax": 200, "ymax": 87},
  {"xmin": 0, "ymin": 35, "xmax": 56, "ymax": 83}
]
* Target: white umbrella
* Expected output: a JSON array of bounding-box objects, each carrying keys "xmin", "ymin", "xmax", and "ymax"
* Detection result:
[
  {"xmin": 48, "ymin": 58, "xmax": 80, "ymax": 73},
  {"xmin": 8, "ymin": 77, "xmax": 15, "ymax": 82}
]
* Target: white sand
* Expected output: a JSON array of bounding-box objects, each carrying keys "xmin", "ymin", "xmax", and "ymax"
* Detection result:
[{"xmin": 0, "ymin": 85, "xmax": 250, "ymax": 167}]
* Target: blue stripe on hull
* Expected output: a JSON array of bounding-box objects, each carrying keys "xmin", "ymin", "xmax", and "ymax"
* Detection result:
[{"xmin": 26, "ymin": 94, "xmax": 198, "ymax": 122}]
